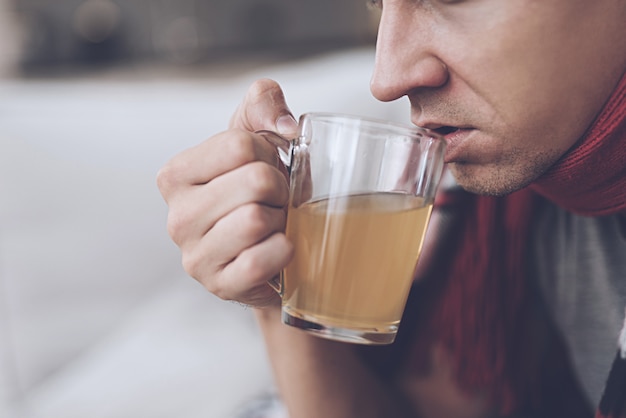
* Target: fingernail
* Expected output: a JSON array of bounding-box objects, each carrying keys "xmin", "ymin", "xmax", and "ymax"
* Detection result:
[{"xmin": 276, "ymin": 114, "xmax": 298, "ymax": 136}]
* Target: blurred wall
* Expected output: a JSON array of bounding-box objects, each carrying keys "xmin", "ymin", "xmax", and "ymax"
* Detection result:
[{"xmin": 11, "ymin": 0, "xmax": 379, "ymax": 70}]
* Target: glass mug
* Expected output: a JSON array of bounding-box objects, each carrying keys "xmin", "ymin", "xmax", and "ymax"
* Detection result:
[{"xmin": 259, "ymin": 112, "xmax": 446, "ymax": 345}]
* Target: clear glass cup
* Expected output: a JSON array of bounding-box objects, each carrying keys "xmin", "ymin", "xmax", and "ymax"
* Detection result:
[{"xmin": 259, "ymin": 112, "xmax": 446, "ymax": 345}]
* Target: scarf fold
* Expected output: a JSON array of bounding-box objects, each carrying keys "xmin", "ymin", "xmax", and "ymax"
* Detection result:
[
  {"xmin": 531, "ymin": 70, "xmax": 626, "ymax": 216},
  {"xmin": 409, "ymin": 71, "xmax": 626, "ymax": 417}
]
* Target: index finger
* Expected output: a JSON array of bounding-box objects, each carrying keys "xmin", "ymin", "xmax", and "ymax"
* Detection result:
[{"xmin": 157, "ymin": 128, "xmax": 279, "ymax": 196}]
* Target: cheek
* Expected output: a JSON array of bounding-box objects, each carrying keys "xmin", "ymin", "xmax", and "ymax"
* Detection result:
[
  {"xmin": 437, "ymin": 51, "xmax": 581, "ymax": 185},
  {"xmin": 489, "ymin": 79, "xmax": 590, "ymax": 163},
  {"xmin": 443, "ymin": 16, "xmax": 594, "ymax": 153},
  {"xmin": 456, "ymin": 51, "xmax": 587, "ymax": 161}
]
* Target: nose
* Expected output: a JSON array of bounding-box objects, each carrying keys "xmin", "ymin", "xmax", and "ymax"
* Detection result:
[{"xmin": 370, "ymin": 7, "xmax": 449, "ymax": 102}]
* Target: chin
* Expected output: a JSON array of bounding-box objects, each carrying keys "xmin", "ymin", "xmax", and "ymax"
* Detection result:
[{"xmin": 448, "ymin": 163, "xmax": 538, "ymax": 197}]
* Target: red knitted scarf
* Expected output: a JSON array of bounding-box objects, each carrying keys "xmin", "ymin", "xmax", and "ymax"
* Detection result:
[{"xmin": 410, "ymin": 72, "xmax": 626, "ymax": 417}]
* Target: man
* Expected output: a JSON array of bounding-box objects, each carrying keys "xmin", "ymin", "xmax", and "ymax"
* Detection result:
[{"xmin": 157, "ymin": 1, "xmax": 626, "ymax": 417}]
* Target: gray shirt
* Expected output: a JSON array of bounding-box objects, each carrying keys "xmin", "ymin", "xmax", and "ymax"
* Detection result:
[{"xmin": 531, "ymin": 203, "xmax": 626, "ymax": 406}]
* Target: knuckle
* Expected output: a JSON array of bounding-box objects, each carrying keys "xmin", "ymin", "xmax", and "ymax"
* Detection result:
[
  {"xmin": 166, "ymin": 208, "xmax": 191, "ymax": 244},
  {"xmin": 246, "ymin": 163, "xmax": 279, "ymax": 199},
  {"xmin": 205, "ymin": 278, "xmax": 230, "ymax": 302},
  {"xmin": 237, "ymin": 253, "xmax": 263, "ymax": 280},
  {"xmin": 240, "ymin": 204, "xmax": 272, "ymax": 239},
  {"xmin": 226, "ymin": 129, "xmax": 258, "ymax": 167},
  {"xmin": 157, "ymin": 155, "xmax": 195, "ymax": 195},
  {"xmin": 207, "ymin": 281, "xmax": 227, "ymax": 301},
  {"xmin": 212, "ymin": 287, "xmax": 231, "ymax": 302},
  {"xmin": 182, "ymin": 255, "xmax": 225, "ymax": 300},
  {"xmin": 181, "ymin": 250, "xmax": 202, "ymax": 281},
  {"xmin": 156, "ymin": 161, "xmax": 179, "ymax": 196},
  {"xmin": 182, "ymin": 251, "xmax": 229, "ymax": 300}
]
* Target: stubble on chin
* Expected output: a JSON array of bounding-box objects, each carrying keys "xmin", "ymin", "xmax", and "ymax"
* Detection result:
[
  {"xmin": 448, "ymin": 164, "xmax": 523, "ymax": 196},
  {"xmin": 447, "ymin": 149, "xmax": 560, "ymax": 197}
]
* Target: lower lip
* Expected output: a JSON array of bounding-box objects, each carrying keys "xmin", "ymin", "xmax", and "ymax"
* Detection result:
[{"xmin": 443, "ymin": 128, "xmax": 474, "ymax": 163}]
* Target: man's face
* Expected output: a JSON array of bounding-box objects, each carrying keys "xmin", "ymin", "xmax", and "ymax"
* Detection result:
[{"xmin": 370, "ymin": 0, "xmax": 626, "ymax": 195}]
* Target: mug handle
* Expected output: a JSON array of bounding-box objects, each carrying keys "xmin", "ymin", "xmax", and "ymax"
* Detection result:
[
  {"xmin": 256, "ymin": 130, "xmax": 293, "ymax": 173},
  {"xmin": 255, "ymin": 130, "xmax": 294, "ymax": 295}
]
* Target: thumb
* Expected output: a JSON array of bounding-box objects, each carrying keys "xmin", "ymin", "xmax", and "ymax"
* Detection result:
[{"xmin": 229, "ymin": 78, "xmax": 299, "ymax": 137}]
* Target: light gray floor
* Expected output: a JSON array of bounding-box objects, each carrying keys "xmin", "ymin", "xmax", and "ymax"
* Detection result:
[{"xmin": 0, "ymin": 47, "xmax": 408, "ymax": 418}]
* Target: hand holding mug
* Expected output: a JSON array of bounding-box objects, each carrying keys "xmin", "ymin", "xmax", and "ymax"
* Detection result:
[
  {"xmin": 156, "ymin": 79, "xmax": 298, "ymax": 308},
  {"xmin": 157, "ymin": 79, "xmax": 446, "ymax": 345}
]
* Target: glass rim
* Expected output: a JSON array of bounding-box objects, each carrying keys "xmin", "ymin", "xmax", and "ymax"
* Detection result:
[{"xmin": 300, "ymin": 112, "xmax": 445, "ymax": 142}]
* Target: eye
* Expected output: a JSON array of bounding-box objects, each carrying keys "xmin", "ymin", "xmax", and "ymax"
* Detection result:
[{"xmin": 367, "ymin": 0, "xmax": 383, "ymax": 10}]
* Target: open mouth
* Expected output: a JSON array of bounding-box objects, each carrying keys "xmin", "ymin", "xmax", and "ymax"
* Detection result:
[{"xmin": 433, "ymin": 126, "xmax": 461, "ymax": 136}]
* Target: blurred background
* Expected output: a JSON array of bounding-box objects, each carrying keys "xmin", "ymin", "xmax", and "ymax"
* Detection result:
[{"xmin": 0, "ymin": 1, "xmax": 409, "ymax": 417}]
